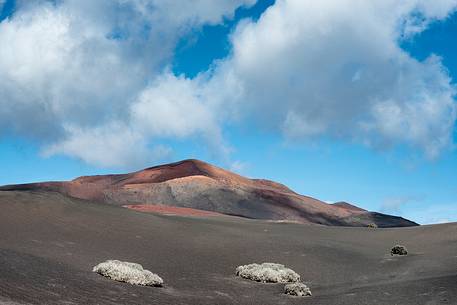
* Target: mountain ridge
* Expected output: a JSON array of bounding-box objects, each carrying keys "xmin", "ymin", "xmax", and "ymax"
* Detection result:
[{"xmin": 0, "ymin": 159, "xmax": 418, "ymax": 227}]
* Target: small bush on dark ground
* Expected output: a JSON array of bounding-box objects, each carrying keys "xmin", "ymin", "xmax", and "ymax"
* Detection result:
[
  {"xmin": 284, "ymin": 282, "xmax": 312, "ymax": 297},
  {"xmin": 391, "ymin": 245, "xmax": 408, "ymax": 256},
  {"xmin": 235, "ymin": 263, "xmax": 300, "ymax": 283},
  {"xmin": 93, "ymin": 260, "xmax": 163, "ymax": 286}
]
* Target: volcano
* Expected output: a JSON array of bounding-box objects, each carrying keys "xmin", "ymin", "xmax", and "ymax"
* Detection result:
[{"xmin": 0, "ymin": 159, "xmax": 417, "ymax": 227}]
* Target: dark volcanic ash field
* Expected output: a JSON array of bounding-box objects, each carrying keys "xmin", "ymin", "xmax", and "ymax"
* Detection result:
[{"xmin": 0, "ymin": 190, "xmax": 456, "ymax": 305}]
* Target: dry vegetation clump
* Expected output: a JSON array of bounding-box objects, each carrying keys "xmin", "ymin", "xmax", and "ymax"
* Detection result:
[
  {"xmin": 391, "ymin": 245, "xmax": 408, "ymax": 256},
  {"xmin": 235, "ymin": 263, "xmax": 300, "ymax": 283},
  {"xmin": 93, "ymin": 260, "xmax": 163, "ymax": 286},
  {"xmin": 284, "ymin": 282, "xmax": 312, "ymax": 297}
]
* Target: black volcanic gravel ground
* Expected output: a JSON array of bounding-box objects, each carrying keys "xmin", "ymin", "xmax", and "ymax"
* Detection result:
[{"xmin": 0, "ymin": 190, "xmax": 456, "ymax": 305}]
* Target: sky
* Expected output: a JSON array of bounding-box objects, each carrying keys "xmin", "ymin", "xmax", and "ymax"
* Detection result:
[{"xmin": 0, "ymin": 0, "xmax": 457, "ymax": 225}]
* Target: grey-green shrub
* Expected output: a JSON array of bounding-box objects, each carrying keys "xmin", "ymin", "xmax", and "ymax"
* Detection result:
[
  {"xmin": 93, "ymin": 260, "xmax": 163, "ymax": 286},
  {"xmin": 390, "ymin": 245, "xmax": 408, "ymax": 256},
  {"xmin": 235, "ymin": 263, "xmax": 300, "ymax": 283},
  {"xmin": 284, "ymin": 282, "xmax": 312, "ymax": 297}
]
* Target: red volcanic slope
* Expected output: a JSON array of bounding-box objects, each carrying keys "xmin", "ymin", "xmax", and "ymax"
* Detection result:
[
  {"xmin": 124, "ymin": 204, "xmax": 224, "ymax": 217},
  {"xmin": 0, "ymin": 159, "xmax": 418, "ymax": 227}
]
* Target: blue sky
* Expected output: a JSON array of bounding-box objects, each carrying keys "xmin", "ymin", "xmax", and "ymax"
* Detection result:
[{"xmin": 0, "ymin": 0, "xmax": 456, "ymax": 224}]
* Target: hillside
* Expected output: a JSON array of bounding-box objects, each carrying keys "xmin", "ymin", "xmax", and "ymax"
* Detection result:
[{"xmin": 0, "ymin": 159, "xmax": 417, "ymax": 227}]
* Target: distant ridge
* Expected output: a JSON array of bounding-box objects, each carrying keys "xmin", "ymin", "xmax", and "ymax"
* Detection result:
[{"xmin": 0, "ymin": 159, "xmax": 418, "ymax": 227}]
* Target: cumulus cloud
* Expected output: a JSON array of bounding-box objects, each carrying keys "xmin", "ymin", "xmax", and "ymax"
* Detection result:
[
  {"xmin": 203, "ymin": 0, "xmax": 457, "ymax": 158},
  {"xmin": 130, "ymin": 72, "xmax": 233, "ymax": 161},
  {"xmin": 41, "ymin": 123, "xmax": 172, "ymax": 169},
  {"xmin": 135, "ymin": 0, "xmax": 257, "ymax": 26},
  {"xmin": 0, "ymin": 0, "xmax": 456, "ymax": 168},
  {"xmin": 131, "ymin": 73, "xmax": 219, "ymax": 139},
  {"xmin": 0, "ymin": 0, "xmax": 253, "ymax": 167},
  {"xmin": 0, "ymin": 3, "xmax": 146, "ymax": 140}
]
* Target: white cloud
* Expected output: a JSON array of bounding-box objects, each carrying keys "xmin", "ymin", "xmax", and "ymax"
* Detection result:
[
  {"xmin": 0, "ymin": 0, "xmax": 252, "ymax": 168},
  {"xmin": 133, "ymin": 0, "xmax": 257, "ymax": 26},
  {"xmin": 0, "ymin": 2, "xmax": 150, "ymax": 139},
  {"xmin": 201, "ymin": 0, "xmax": 457, "ymax": 158},
  {"xmin": 1, "ymin": 0, "xmax": 457, "ymax": 169},
  {"xmin": 41, "ymin": 123, "xmax": 173, "ymax": 169},
  {"xmin": 129, "ymin": 71, "xmax": 233, "ymax": 161},
  {"xmin": 131, "ymin": 73, "xmax": 219, "ymax": 139}
]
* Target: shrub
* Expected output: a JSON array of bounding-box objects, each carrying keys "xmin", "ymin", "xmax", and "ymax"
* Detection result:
[
  {"xmin": 93, "ymin": 260, "xmax": 163, "ymax": 286},
  {"xmin": 367, "ymin": 223, "xmax": 378, "ymax": 228},
  {"xmin": 284, "ymin": 282, "xmax": 312, "ymax": 297},
  {"xmin": 235, "ymin": 263, "xmax": 300, "ymax": 283},
  {"xmin": 390, "ymin": 245, "xmax": 408, "ymax": 256}
]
